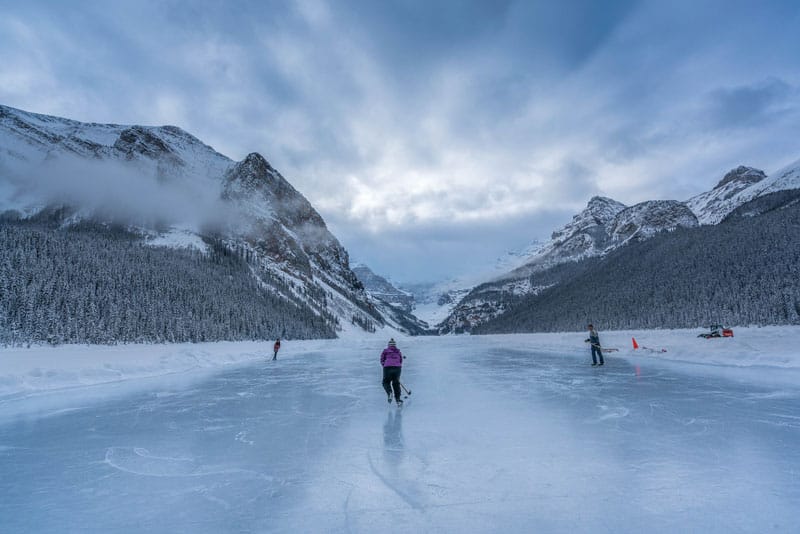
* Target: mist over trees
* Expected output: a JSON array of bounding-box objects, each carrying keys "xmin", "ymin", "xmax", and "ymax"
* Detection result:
[
  {"xmin": 472, "ymin": 191, "xmax": 800, "ymax": 334},
  {"xmin": 0, "ymin": 215, "xmax": 336, "ymax": 345}
]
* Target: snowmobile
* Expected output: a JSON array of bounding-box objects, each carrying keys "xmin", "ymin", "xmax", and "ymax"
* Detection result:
[{"xmin": 697, "ymin": 324, "xmax": 734, "ymax": 338}]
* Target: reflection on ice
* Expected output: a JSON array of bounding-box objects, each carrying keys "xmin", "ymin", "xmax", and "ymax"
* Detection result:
[{"xmin": 383, "ymin": 409, "xmax": 404, "ymax": 452}]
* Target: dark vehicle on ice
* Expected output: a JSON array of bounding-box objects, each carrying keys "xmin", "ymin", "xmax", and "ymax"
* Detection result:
[{"xmin": 698, "ymin": 324, "xmax": 734, "ymax": 338}]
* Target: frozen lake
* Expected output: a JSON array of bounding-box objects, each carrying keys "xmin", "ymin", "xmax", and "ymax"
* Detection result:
[{"xmin": 1, "ymin": 336, "xmax": 799, "ymax": 533}]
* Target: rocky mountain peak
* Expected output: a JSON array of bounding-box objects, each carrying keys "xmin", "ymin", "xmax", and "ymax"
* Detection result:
[
  {"xmin": 686, "ymin": 165, "xmax": 768, "ymax": 225},
  {"xmin": 114, "ymin": 126, "xmax": 177, "ymax": 160},
  {"xmin": 587, "ymin": 195, "xmax": 620, "ymax": 208},
  {"xmin": 240, "ymin": 152, "xmax": 274, "ymax": 174},
  {"xmin": 585, "ymin": 196, "xmax": 627, "ymax": 222},
  {"xmin": 715, "ymin": 166, "xmax": 766, "ymax": 189},
  {"xmin": 551, "ymin": 196, "xmax": 625, "ymax": 240},
  {"xmin": 607, "ymin": 200, "xmax": 698, "ymax": 245},
  {"xmin": 221, "ymin": 151, "xmax": 348, "ymax": 286},
  {"xmin": 224, "ymin": 152, "xmax": 300, "ymax": 204}
]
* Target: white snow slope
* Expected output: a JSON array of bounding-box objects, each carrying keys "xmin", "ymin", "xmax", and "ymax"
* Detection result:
[{"xmin": 1, "ymin": 328, "xmax": 799, "ymax": 532}]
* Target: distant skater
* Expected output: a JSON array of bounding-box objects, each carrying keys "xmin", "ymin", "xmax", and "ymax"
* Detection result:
[
  {"xmin": 272, "ymin": 338, "xmax": 281, "ymax": 361},
  {"xmin": 585, "ymin": 324, "xmax": 604, "ymax": 366},
  {"xmin": 380, "ymin": 338, "xmax": 404, "ymax": 405}
]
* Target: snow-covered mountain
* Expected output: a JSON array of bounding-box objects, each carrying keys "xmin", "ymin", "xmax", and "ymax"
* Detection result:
[
  {"xmin": 0, "ymin": 103, "xmax": 415, "ymax": 340},
  {"xmin": 752, "ymin": 157, "xmax": 800, "ymax": 196},
  {"xmin": 489, "ymin": 239, "xmax": 546, "ymax": 274},
  {"xmin": 398, "ymin": 280, "xmax": 471, "ymax": 327},
  {"xmin": 350, "ymin": 263, "xmax": 430, "ymax": 334},
  {"xmin": 496, "ymin": 196, "xmax": 698, "ymax": 285},
  {"xmin": 220, "ymin": 152, "xmax": 357, "ymax": 287},
  {"xmin": 437, "ymin": 198, "xmax": 625, "ymax": 332},
  {"xmin": 351, "ymin": 264, "xmax": 414, "ymax": 313},
  {"xmin": 686, "ymin": 166, "xmax": 768, "ymax": 224},
  {"xmin": 607, "ymin": 200, "xmax": 698, "ymax": 245},
  {"xmin": 392, "ymin": 239, "xmax": 547, "ymax": 328},
  {"xmin": 0, "ymin": 105, "xmax": 230, "ymax": 202},
  {"xmin": 440, "ymin": 158, "xmax": 800, "ymax": 334},
  {"xmin": 477, "ymin": 160, "xmax": 798, "ymax": 295},
  {"xmin": 685, "ymin": 161, "xmax": 800, "ymax": 225},
  {"xmin": 517, "ymin": 196, "xmax": 625, "ymax": 273}
]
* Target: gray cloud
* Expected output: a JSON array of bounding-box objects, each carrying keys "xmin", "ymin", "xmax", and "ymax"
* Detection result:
[
  {"xmin": 705, "ymin": 78, "xmax": 799, "ymax": 130},
  {"xmin": 1, "ymin": 0, "xmax": 799, "ymax": 282},
  {"xmin": 330, "ymin": 207, "xmax": 573, "ymax": 283}
]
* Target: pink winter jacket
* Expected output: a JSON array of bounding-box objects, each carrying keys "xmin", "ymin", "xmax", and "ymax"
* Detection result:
[{"xmin": 380, "ymin": 346, "xmax": 403, "ymax": 367}]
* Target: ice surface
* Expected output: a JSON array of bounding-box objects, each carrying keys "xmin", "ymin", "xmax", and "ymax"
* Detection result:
[{"xmin": 1, "ymin": 333, "xmax": 800, "ymax": 533}]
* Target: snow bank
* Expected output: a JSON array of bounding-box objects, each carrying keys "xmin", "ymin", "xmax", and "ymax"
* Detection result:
[
  {"xmin": 585, "ymin": 325, "xmax": 800, "ymax": 369},
  {"xmin": 0, "ymin": 341, "xmax": 283, "ymax": 399},
  {"xmin": 471, "ymin": 325, "xmax": 800, "ymax": 369}
]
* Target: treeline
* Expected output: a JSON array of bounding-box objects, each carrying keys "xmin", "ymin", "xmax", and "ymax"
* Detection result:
[
  {"xmin": 474, "ymin": 191, "xmax": 800, "ymax": 333},
  {"xmin": 0, "ymin": 218, "xmax": 336, "ymax": 345}
]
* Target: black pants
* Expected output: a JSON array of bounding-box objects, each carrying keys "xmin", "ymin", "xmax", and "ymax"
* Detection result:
[
  {"xmin": 591, "ymin": 345, "xmax": 604, "ymax": 365},
  {"xmin": 382, "ymin": 366, "xmax": 402, "ymax": 400}
]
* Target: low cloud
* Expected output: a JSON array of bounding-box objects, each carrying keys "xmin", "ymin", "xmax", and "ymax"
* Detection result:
[{"xmin": 7, "ymin": 156, "xmax": 232, "ymax": 231}]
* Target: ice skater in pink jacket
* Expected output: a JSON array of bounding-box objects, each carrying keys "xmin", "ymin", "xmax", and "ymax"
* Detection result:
[{"xmin": 380, "ymin": 338, "xmax": 404, "ymax": 405}]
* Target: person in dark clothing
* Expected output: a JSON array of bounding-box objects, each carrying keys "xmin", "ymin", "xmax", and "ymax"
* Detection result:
[
  {"xmin": 585, "ymin": 324, "xmax": 604, "ymax": 366},
  {"xmin": 272, "ymin": 338, "xmax": 281, "ymax": 361},
  {"xmin": 380, "ymin": 338, "xmax": 404, "ymax": 404}
]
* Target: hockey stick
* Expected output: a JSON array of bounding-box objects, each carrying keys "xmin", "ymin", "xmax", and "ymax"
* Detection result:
[
  {"xmin": 589, "ymin": 343, "xmax": 618, "ymax": 352},
  {"xmin": 399, "ymin": 381, "xmax": 411, "ymax": 396}
]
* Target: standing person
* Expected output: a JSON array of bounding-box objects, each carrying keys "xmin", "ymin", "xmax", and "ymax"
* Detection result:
[
  {"xmin": 380, "ymin": 338, "xmax": 404, "ymax": 405},
  {"xmin": 272, "ymin": 338, "xmax": 281, "ymax": 361},
  {"xmin": 585, "ymin": 324, "xmax": 604, "ymax": 366}
]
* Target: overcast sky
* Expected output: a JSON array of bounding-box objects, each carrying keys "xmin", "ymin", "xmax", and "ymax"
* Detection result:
[{"xmin": 1, "ymin": 0, "xmax": 799, "ymax": 283}]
